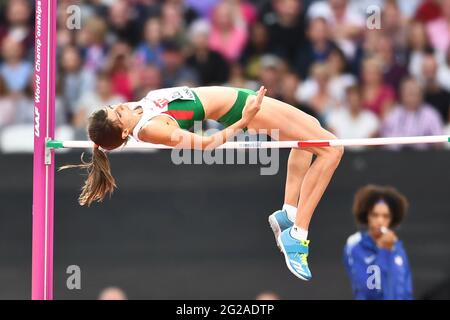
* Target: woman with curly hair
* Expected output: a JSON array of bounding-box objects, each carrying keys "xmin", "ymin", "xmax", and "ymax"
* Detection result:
[{"xmin": 343, "ymin": 184, "xmax": 413, "ymax": 299}]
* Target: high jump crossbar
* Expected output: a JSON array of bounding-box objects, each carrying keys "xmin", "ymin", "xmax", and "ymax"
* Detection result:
[{"xmin": 46, "ymin": 136, "xmax": 450, "ymax": 150}]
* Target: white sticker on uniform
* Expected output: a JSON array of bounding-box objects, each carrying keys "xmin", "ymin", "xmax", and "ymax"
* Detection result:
[{"xmin": 395, "ymin": 255, "xmax": 403, "ymax": 266}]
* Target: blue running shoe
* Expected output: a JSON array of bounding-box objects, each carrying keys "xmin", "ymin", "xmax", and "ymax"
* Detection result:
[
  {"xmin": 277, "ymin": 227, "xmax": 312, "ymax": 281},
  {"xmin": 268, "ymin": 210, "xmax": 293, "ymax": 249}
]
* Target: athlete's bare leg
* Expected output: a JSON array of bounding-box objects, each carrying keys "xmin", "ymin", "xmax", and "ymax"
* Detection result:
[
  {"xmin": 248, "ymin": 96, "xmax": 344, "ymax": 231},
  {"xmin": 284, "ymin": 149, "xmax": 313, "ymax": 208}
]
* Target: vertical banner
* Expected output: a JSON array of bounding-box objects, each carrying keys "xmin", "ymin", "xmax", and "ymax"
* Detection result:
[{"xmin": 32, "ymin": 0, "xmax": 56, "ymax": 300}]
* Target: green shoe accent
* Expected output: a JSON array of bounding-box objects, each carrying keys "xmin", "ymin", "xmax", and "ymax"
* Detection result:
[
  {"xmin": 296, "ymin": 240, "xmax": 310, "ymax": 265},
  {"xmin": 46, "ymin": 140, "xmax": 64, "ymax": 149}
]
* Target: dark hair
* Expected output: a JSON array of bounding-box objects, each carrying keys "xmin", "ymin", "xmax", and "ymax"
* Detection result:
[
  {"xmin": 162, "ymin": 39, "xmax": 182, "ymax": 53},
  {"xmin": 345, "ymin": 84, "xmax": 362, "ymax": 97},
  {"xmin": 60, "ymin": 109, "xmax": 127, "ymax": 206},
  {"xmin": 353, "ymin": 185, "xmax": 409, "ymax": 228},
  {"xmin": 329, "ymin": 46, "xmax": 350, "ymax": 73},
  {"xmin": 0, "ymin": 76, "xmax": 10, "ymax": 96}
]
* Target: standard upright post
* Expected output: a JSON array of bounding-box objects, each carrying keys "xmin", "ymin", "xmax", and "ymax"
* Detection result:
[{"xmin": 32, "ymin": 0, "xmax": 57, "ymax": 300}]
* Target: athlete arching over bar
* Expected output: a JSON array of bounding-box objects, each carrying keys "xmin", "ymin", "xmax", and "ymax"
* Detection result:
[{"xmin": 64, "ymin": 85, "xmax": 344, "ymax": 281}]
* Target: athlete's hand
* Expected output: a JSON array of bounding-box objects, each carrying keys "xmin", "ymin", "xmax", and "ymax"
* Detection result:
[
  {"xmin": 241, "ymin": 86, "xmax": 267, "ymax": 126},
  {"xmin": 377, "ymin": 228, "xmax": 398, "ymax": 250}
]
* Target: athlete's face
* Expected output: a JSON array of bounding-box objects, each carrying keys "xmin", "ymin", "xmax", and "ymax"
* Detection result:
[
  {"xmin": 367, "ymin": 202, "xmax": 392, "ymax": 238},
  {"xmin": 105, "ymin": 103, "xmax": 136, "ymax": 139}
]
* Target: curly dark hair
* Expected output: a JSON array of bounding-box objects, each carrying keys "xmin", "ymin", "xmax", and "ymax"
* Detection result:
[{"xmin": 352, "ymin": 185, "xmax": 409, "ymax": 228}]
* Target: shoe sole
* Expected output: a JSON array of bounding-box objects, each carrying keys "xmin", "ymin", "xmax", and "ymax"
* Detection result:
[
  {"xmin": 277, "ymin": 233, "xmax": 311, "ymax": 281},
  {"xmin": 268, "ymin": 214, "xmax": 282, "ymax": 252}
]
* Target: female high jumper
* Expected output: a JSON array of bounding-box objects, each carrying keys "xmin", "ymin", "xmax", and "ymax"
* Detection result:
[{"xmin": 65, "ymin": 85, "xmax": 344, "ymax": 281}]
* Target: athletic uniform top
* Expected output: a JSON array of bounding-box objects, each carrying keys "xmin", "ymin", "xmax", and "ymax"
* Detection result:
[
  {"xmin": 130, "ymin": 86, "xmax": 255, "ymax": 141},
  {"xmin": 131, "ymin": 86, "xmax": 205, "ymax": 141}
]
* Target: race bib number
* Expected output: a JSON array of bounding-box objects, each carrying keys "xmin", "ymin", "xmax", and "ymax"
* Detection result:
[{"xmin": 146, "ymin": 86, "xmax": 195, "ymax": 103}]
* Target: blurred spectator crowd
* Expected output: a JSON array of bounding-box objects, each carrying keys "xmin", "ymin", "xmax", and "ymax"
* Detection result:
[{"xmin": 0, "ymin": 0, "xmax": 450, "ymax": 152}]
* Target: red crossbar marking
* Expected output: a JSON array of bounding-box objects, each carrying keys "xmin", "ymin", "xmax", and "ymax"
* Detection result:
[
  {"xmin": 298, "ymin": 141, "xmax": 331, "ymax": 148},
  {"xmin": 163, "ymin": 110, "xmax": 194, "ymax": 120}
]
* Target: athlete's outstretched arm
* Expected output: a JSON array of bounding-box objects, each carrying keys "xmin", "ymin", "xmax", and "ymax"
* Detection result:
[{"xmin": 139, "ymin": 86, "xmax": 266, "ymax": 150}]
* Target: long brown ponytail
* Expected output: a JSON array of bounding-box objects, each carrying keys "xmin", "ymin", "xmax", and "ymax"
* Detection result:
[{"xmin": 61, "ymin": 108, "xmax": 126, "ymax": 206}]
